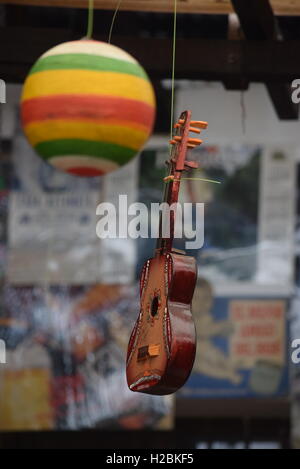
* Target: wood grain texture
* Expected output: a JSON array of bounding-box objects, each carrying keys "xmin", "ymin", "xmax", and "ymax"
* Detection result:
[
  {"xmin": 126, "ymin": 253, "xmax": 197, "ymax": 395},
  {"xmin": 126, "ymin": 110, "xmax": 199, "ymax": 395},
  {"xmin": 2, "ymin": 28, "xmax": 300, "ymax": 85},
  {"xmin": 2, "ymin": 0, "xmax": 300, "ymax": 16}
]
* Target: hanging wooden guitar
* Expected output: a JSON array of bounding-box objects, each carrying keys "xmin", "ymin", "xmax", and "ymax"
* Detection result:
[{"xmin": 126, "ymin": 110, "xmax": 207, "ymax": 395}]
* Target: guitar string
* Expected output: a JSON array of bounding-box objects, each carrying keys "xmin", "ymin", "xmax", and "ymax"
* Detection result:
[
  {"xmin": 169, "ymin": 1, "xmax": 221, "ymax": 186},
  {"xmin": 159, "ymin": 0, "xmax": 178, "ymax": 249},
  {"xmin": 162, "ymin": 0, "xmax": 178, "ymax": 206},
  {"xmin": 86, "ymin": 0, "xmax": 94, "ymax": 38},
  {"xmin": 108, "ymin": 0, "xmax": 123, "ymax": 43},
  {"xmin": 170, "ymin": 0, "xmax": 178, "ymax": 143}
]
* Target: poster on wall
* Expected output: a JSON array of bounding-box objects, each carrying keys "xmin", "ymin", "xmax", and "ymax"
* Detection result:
[
  {"xmin": 0, "ymin": 108, "xmax": 173, "ymax": 432},
  {"xmin": 138, "ymin": 143, "xmax": 295, "ymax": 294},
  {"xmin": 7, "ymin": 135, "xmax": 138, "ymax": 285},
  {"xmin": 0, "ymin": 283, "xmax": 173, "ymax": 430},
  {"xmin": 180, "ymin": 280, "xmax": 289, "ymax": 398},
  {"xmin": 290, "ymin": 162, "xmax": 300, "ymax": 448}
]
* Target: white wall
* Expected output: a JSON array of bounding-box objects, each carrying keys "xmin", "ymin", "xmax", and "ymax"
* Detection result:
[
  {"xmin": 176, "ymin": 82, "xmax": 300, "ymax": 151},
  {"xmin": 176, "ymin": 82, "xmax": 298, "ymax": 295}
]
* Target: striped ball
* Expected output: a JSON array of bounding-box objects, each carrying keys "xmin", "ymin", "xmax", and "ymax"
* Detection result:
[{"xmin": 20, "ymin": 39, "xmax": 156, "ymax": 177}]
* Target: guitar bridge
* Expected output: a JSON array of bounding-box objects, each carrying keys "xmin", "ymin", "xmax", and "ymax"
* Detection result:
[{"xmin": 137, "ymin": 344, "xmax": 160, "ymax": 361}]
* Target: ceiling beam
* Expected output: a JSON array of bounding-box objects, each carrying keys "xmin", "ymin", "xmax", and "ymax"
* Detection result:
[
  {"xmin": 231, "ymin": 0, "xmax": 276, "ymax": 39},
  {"xmin": 2, "ymin": 0, "xmax": 300, "ymax": 16},
  {"xmin": 231, "ymin": 0, "xmax": 298, "ymax": 120},
  {"xmin": 0, "ymin": 27, "xmax": 299, "ymax": 86}
]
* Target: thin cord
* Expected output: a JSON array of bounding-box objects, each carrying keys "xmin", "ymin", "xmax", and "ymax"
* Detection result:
[
  {"xmin": 170, "ymin": 0, "xmax": 177, "ymax": 141},
  {"xmin": 108, "ymin": 0, "xmax": 123, "ymax": 44},
  {"xmin": 86, "ymin": 0, "xmax": 94, "ymax": 39}
]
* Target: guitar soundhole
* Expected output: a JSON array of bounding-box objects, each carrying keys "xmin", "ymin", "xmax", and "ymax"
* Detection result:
[{"xmin": 151, "ymin": 296, "xmax": 159, "ymax": 317}]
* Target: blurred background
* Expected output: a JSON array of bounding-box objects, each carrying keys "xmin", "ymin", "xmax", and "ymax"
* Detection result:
[{"xmin": 0, "ymin": 0, "xmax": 300, "ymax": 449}]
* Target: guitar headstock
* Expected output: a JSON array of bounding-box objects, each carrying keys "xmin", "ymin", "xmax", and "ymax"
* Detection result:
[{"xmin": 169, "ymin": 110, "xmax": 208, "ymax": 171}]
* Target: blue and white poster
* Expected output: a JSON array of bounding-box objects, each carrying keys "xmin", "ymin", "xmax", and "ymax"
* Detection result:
[{"xmin": 181, "ymin": 290, "xmax": 289, "ymax": 398}]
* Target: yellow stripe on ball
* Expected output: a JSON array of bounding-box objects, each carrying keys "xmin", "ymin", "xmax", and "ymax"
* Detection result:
[
  {"xmin": 22, "ymin": 70, "xmax": 155, "ymax": 107},
  {"xmin": 24, "ymin": 120, "xmax": 149, "ymax": 150}
]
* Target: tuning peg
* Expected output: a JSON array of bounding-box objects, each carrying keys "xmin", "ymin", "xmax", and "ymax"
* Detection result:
[
  {"xmin": 173, "ymin": 119, "xmax": 184, "ymax": 129},
  {"xmin": 169, "ymin": 139, "xmax": 177, "ymax": 145},
  {"xmin": 174, "ymin": 136, "xmax": 182, "ymax": 142},
  {"xmin": 190, "ymin": 120, "xmax": 208, "ymax": 129},
  {"xmin": 187, "ymin": 144, "xmax": 197, "ymax": 149},
  {"xmin": 188, "ymin": 138, "xmax": 203, "ymax": 145},
  {"xmin": 163, "ymin": 175, "xmax": 175, "ymax": 182},
  {"xmin": 189, "ymin": 126, "xmax": 201, "ymax": 134}
]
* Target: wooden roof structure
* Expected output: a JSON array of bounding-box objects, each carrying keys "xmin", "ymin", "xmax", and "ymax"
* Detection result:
[
  {"xmin": 1, "ymin": 0, "xmax": 300, "ymax": 120},
  {"xmin": 2, "ymin": 0, "xmax": 300, "ymax": 16}
]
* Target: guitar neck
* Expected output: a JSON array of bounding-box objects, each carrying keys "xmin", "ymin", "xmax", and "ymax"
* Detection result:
[
  {"xmin": 156, "ymin": 160, "xmax": 183, "ymax": 254},
  {"xmin": 155, "ymin": 110, "xmax": 205, "ymax": 256}
]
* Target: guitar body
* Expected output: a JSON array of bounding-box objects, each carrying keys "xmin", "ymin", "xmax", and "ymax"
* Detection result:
[{"xmin": 126, "ymin": 252, "xmax": 197, "ymax": 395}]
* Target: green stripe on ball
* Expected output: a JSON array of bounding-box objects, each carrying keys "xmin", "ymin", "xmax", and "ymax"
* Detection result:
[
  {"xmin": 35, "ymin": 139, "xmax": 137, "ymax": 165},
  {"xmin": 29, "ymin": 54, "xmax": 148, "ymax": 80}
]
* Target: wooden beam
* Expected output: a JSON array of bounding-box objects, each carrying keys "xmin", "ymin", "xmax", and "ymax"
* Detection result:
[
  {"xmin": 231, "ymin": 0, "xmax": 276, "ymax": 40},
  {"xmin": 232, "ymin": 0, "xmax": 298, "ymax": 119},
  {"xmin": 2, "ymin": 0, "xmax": 300, "ymax": 16},
  {"xmin": 223, "ymin": 13, "xmax": 249, "ymax": 91},
  {"xmin": 1, "ymin": 27, "xmax": 300, "ymax": 85}
]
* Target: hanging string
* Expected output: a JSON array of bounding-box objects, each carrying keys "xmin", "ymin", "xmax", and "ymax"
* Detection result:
[
  {"xmin": 86, "ymin": 0, "xmax": 94, "ymax": 39},
  {"xmin": 108, "ymin": 0, "xmax": 123, "ymax": 43},
  {"xmin": 170, "ymin": 0, "xmax": 178, "ymax": 142}
]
